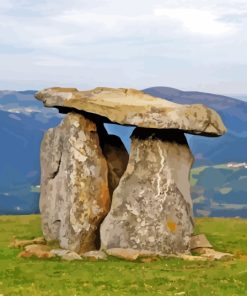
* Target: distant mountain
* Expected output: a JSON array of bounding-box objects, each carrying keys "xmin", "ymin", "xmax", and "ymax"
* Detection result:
[
  {"xmin": 0, "ymin": 87, "xmax": 246, "ymax": 215},
  {"xmin": 234, "ymin": 95, "xmax": 247, "ymax": 102},
  {"xmin": 0, "ymin": 91, "xmax": 61, "ymax": 214},
  {"xmin": 191, "ymin": 164, "xmax": 247, "ymax": 218}
]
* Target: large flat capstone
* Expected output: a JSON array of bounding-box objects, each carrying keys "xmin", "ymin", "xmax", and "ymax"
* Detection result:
[{"xmin": 35, "ymin": 87, "xmax": 226, "ymax": 136}]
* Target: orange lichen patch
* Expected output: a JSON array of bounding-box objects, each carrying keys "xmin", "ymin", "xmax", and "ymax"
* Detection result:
[{"xmin": 167, "ymin": 220, "xmax": 177, "ymax": 232}]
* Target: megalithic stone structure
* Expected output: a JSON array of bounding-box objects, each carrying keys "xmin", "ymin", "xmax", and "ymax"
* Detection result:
[{"xmin": 35, "ymin": 87, "xmax": 226, "ymax": 255}]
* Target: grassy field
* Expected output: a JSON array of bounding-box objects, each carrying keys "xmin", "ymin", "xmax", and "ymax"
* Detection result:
[{"xmin": 0, "ymin": 215, "xmax": 247, "ymax": 296}]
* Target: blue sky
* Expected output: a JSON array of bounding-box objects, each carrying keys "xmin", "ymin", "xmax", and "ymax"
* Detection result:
[{"xmin": 0, "ymin": 0, "xmax": 247, "ymax": 95}]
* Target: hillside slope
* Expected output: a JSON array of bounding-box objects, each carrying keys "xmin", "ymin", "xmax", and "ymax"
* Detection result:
[
  {"xmin": 0, "ymin": 92, "xmax": 61, "ymax": 214},
  {"xmin": 191, "ymin": 164, "xmax": 247, "ymax": 218}
]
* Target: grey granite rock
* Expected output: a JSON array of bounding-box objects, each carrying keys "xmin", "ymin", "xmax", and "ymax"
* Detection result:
[
  {"xmin": 190, "ymin": 234, "xmax": 213, "ymax": 250},
  {"xmin": 61, "ymin": 251, "xmax": 82, "ymax": 261},
  {"xmin": 98, "ymin": 126, "xmax": 129, "ymax": 196},
  {"xmin": 50, "ymin": 249, "xmax": 70, "ymax": 257},
  {"xmin": 40, "ymin": 112, "xmax": 110, "ymax": 254},
  {"xmin": 82, "ymin": 250, "xmax": 107, "ymax": 260},
  {"xmin": 100, "ymin": 128, "xmax": 194, "ymax": 254}
]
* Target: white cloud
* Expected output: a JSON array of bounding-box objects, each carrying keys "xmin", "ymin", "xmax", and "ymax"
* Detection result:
[
  {"xmin": 0, "ymin": 0, "xmax": 247, "ymax": 93},
  {"xmin": 154, "ymin": 8, "xmax": 235, "ymax": 36}
]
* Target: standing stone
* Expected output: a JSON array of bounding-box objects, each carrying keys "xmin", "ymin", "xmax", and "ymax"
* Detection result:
[
  {"xmin": 40, "ymin": 112, "xmax": 110, "ymax": 254},
  {"xmin": 100, "ymin": 128, "xmax": 194, "ymax": 254},
  {"xmin": 98, "ymin": 126, "xmax": 129, "ymax": 195}
]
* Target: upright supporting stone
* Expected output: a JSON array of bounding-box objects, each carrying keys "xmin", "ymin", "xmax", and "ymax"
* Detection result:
[
  {"xmin": 98, "ymin": 125, "xmax": 129, "ymax": 196},
  {"xmin": 100, "ymin": 128, "xmax": 194, "ymax": 254},
  {"xmin": 40, "ymin": 112, "xmax": 110, "ymax": 253}
]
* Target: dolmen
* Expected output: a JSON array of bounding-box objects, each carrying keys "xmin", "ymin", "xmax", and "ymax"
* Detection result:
[{"xmin": 35, "ymin": 87, "xmax": 226, "ymax": 255}]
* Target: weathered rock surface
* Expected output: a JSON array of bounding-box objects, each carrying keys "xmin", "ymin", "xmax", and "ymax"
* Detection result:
[
  {"xmin": 40, "ymin": 112, "xmax": 110, "ymax": 254},
  {"xmin": 193, "ymin": 248, "xmax": 234, "ymax": 260},
  {"xmin": 106, "ymin": 248, "xmax": 160, "ymax": 261},
  {"xmin": 98, "ymin": 126, "xmax": 129, "ymax": 195},
  {"xmin": 35, "ymin": 87, "xmax": 226, "ymax": 136},
  {"xmin": 100, "ymin": 129, "xmax": 194, "ymax": 254},
  {"xmin": 106, "ymin": 248, "xmax": 140, "ymax": 261},
  {"xmin": 50, "ymin": 248, "xmax": 82, "ymax": 260},
  {"xmin": 190, "ymin": 234, "xmax": 213, "ymax": 250},
  {"xmin": 50, "ymin": 249, "xmax": 70, "ymax": 257},
  {"xmin": 18, "ymin": 244, "xmax": 54, "ymax": 259},
  {"xmin": 82, "ymin": 250, "xmax": 107, "ymax": 260},
  {"xmin": 190, "ymin": 234, "xmax": 233, "ymax": 260},
  {"xmin": 61, "ymin": 251, "xmax": 82, "ymax": 261},
  {"xmin": 10, "ymin": 237, "xmax": 46, "ymax": 248}
]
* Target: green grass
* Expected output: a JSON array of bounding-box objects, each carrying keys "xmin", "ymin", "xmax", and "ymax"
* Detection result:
[{"xmin": 0, "ymin": 216, "xmax": 247, "ymax": 295}]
